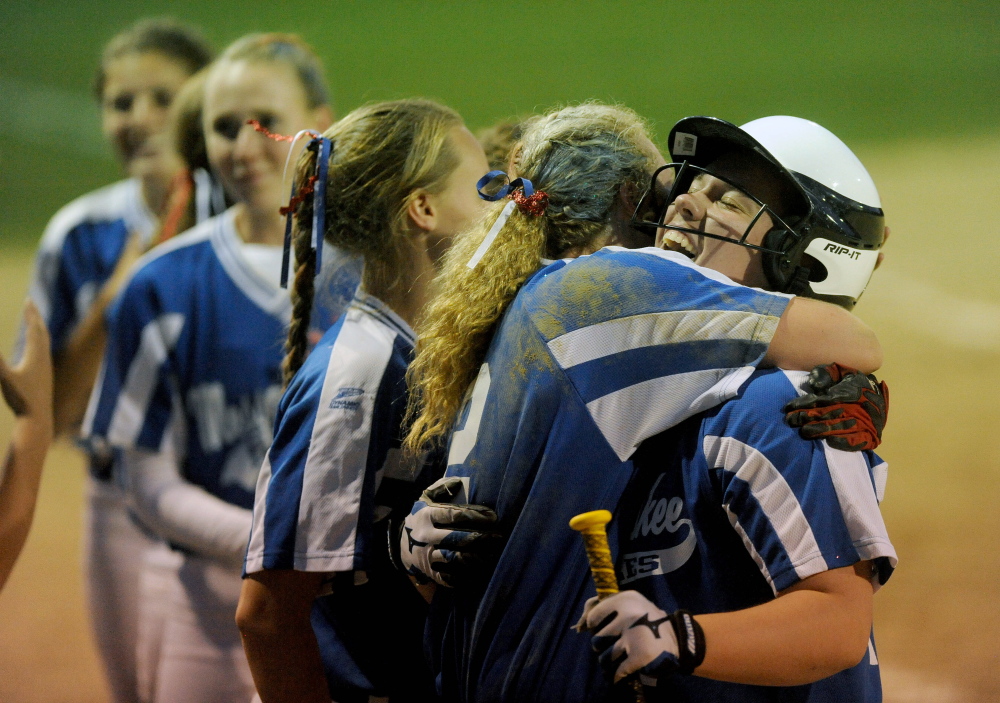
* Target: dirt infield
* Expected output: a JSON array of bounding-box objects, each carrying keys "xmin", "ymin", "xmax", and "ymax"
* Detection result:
[{"xmin": 1, "ymin": 138, "xmax": 997, "ymax": 702}]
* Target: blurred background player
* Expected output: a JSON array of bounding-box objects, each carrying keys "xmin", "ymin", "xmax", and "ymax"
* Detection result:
[
  {"xmin": 155, "ymin": 67, "xmax": 230, "ymax": 244},
  {"xmin": 400, "ymin": 104, "xmax": 885, "ymax": 703},
  {"xmin": 82, "ymin": 33, "xmax": 359, "ymax": 702},
  {"xmin": 477, "ymin": 117, "xmax": 537, "ymax": 171},
  {"xmin": 0, "ymin": 301, "xmax": 53, "ymax": 593},
  {"xmin": 238, "ymin": 98, "xmax": 489, "ymax": 703},
  {"xmin": 23, "ymin": 18, "xmax": 213, "ymax": 703},
  {"xmin": 578, "ymin": 116, "xmax": 895, "ymax": 702}
]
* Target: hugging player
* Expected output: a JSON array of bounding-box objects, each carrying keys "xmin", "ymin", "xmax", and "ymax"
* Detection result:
[
  {"xmin": 399, "ymin": 106, "xmax": 886, "ymax": 703},
  {"xmin": 578, "ymin": 116, "xmax": 894, "ymax": 702}
]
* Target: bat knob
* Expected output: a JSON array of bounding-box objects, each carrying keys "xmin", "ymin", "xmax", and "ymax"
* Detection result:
[{"xmin": 569, "ymin": 509, "xmax": 613, "ymax": 532}]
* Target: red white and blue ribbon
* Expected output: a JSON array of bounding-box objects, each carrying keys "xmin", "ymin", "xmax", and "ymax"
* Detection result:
[
  {"xmin": 247, "ymin": 121, "xmax": 332, "ymax": 289},
  {"xmin": 467, "ymin": 170, "xmax": 548, "ymax": 269}
]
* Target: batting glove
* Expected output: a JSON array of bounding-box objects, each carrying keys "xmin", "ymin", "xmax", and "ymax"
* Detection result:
[
  {"xmin": 390, "ymin": 477, "xmax": 503, "ymax": 588},
  {"xmin": 784, "ymin": 363, "xmax": 889, "ymax": 452},
  {"xmin": 576, "ymin": 590, "xmax": 705, "ymax": 685}
]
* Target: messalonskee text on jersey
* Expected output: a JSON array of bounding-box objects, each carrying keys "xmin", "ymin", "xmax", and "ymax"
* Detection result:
[
  {"xmin": 187, "ymin": 382, "xmax": 283, "ymax": 490},
  {"xmin": 621, "ymin": 473, "xmax": 698, "ymax": 584}
]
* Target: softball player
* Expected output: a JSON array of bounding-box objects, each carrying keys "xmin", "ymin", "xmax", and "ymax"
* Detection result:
[
  {"xmin": 24, "ymin": 19, "xmax": 212, "ymax": 703},
  {"xmin": 400, "ymin": 107, "xmax": 886, "ymax": 703},
  {"xmin": 83, "ymin": 34, "xmax": 359, "ymax": 702},
  {"xmin": 237, "ymin": 99, "xmax": 489, "ymax": 703},
  {"xmin": 156, "ymin": 67, "xmax": 229, "ymax": 244},
  {"xmin": 573, "ymin": 115, "xmax": 894, "ymax": 702}
]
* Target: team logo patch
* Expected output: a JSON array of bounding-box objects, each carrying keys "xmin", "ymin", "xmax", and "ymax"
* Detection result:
[{"xmin": 330, "ymin": 386, "xmax": 364, "ymax": 410}]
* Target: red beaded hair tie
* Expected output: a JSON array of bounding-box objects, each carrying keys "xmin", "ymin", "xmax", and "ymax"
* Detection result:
[{"xmin": 510, "ymin": 189, "xmax": 549, "ymax": 217}]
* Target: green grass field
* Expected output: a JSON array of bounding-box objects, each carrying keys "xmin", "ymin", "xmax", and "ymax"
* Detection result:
[{"xmin": 2, "ymin": 0, "xmax": 999, "ymax": 245}]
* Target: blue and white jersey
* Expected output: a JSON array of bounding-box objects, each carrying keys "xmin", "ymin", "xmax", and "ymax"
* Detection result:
[
  {"xmin": 616, "ymin": 368, "xmax": 897, "ymax": 702},
  {"xmin": 246, "ymin": 294, "xmax": 436, "ymax": 701},
  {"xmin": 83, "ymin": 208, "xmax": 360, "ymax": 509},
  {"xmin": 246, "ymin": 293, "xmax": 419, "ymax": 575},
  {"xmin": 29, "ymin": 178, "xmax": 155, "ymax": 356},
  {"xmin": 428, "ymin": 247, "xmax": 793, "ymax": 703}
]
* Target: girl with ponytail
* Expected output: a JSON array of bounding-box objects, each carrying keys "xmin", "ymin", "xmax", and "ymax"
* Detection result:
[
  {"xmin": 398, "ymin": 104, "xmax": 884, "ymax": 702},
  {"xmin": 238, "ymin": 99, "xmax": 489, "ymax": 702}
]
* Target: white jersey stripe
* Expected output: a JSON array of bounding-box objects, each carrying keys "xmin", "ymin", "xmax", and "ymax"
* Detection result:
[
  {"xmin": 872, "ymin": 460, "xmax": 888, "ymax": 504},
  {"xmin": 704, "ymin": 435, "xmax": 825, "ymax": 583},
  {"xmin": 293, "ymin": 307, "xmax": 396, "ymax": 572},
  {"xmin": 823, "ymin": 443, "xmax": 898, "ymax": 590},
  {"xmin": 548, "ymin": 309, "xmax": 781, "ymax": 370},
  {"xmin": 588, "ymin": 366, "xmax": 755, "ymax": 461},
  {"xmin": 107, "ymin": 313, "xmax": 185, "ymax": 446}
]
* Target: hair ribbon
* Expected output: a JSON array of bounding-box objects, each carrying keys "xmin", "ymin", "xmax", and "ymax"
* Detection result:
[
  {"xmin": 467, "ymin": 170, "xmax": 548, "ymax": 269},
  {"xmin": 248, "ymin": 120, "xmax": 332, "ymax": 289}
]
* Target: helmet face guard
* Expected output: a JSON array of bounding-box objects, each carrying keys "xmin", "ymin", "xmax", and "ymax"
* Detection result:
[
  {"xmin": 630, "ymin": 161, "xmax": 802, "ymax": 257},
  {"xmin": 632, "ymin": 116, "xmax": 885, "ymax": 310}
]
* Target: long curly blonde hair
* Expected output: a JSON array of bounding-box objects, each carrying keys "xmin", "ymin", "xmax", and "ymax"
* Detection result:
[{"xmin": 404, "ymin": 103, "xmax": 656, "ymax": 454}]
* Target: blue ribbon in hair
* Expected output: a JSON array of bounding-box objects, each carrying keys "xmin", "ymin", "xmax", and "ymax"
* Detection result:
[
  {"xmin": 476, "ymin": 170, "xmax": 535, "ymax": 201},
  {"xmin": 312, "ymin": 137, "xmax": 331, "ymax": 277},
  {"xmin": 280, "ymin": 134, "xmax": 333, "ymax": 288},
  {"xmin": 467, "ymin": 171, "xmax": 541, "ymax": 269}
]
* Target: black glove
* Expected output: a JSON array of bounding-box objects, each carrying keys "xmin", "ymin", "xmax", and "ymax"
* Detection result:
[{"xmin": 784, "ymin": 363, "xmax": 889, "ymax": 451}]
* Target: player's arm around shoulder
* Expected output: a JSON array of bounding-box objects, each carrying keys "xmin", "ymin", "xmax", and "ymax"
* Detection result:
[{"xmin": 765, "ymin": 296, "xmax": 882, "ymax": 374}]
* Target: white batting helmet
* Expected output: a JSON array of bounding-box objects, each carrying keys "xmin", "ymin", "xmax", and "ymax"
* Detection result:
[{"xmin": 634, "ymin": 115, "xmax": 885, "ymax": 309}]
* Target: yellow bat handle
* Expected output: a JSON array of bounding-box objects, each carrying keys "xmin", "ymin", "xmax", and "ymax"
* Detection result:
[
  {"xmin": 569, "ymin": 510, "xmax": 619, "ymax": 599},
  {"xmin": 570, "ymin": 510, "xmax": 646, "ymax": 703}
]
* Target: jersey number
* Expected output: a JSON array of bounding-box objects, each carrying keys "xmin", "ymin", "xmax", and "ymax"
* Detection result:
[{"xmin": 447, "ymin": 363, "xmax": 491, "ymax": 466}]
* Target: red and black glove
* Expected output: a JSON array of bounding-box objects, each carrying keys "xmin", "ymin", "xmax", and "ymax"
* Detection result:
[{"xmin": 783, "ymin": 363, "xmax": 889, "ymax": 452}]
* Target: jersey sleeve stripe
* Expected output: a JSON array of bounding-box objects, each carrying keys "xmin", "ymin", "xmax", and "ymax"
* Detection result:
[
  {"xmin": 566, "ymin": 338, "xmax": 768, "ymax": 404},
  {"xmin": 619, "ymin": 247, "xmax": 796, "ymax": 295},
  {"xmin": 106, "ymin": 313, "xmax": 185, "ymax": 447},
  {"xmin": 292, "ymin": 312, "xmax": 395, "ymax": 572},
  {"xmin": 586, "ymin": 366, "xmax": 755, "ymax": 461},
  {"xmin": 872, "ymin": 460, "xmax": 888, "ymax": 504},
  {"xmin": 547, "ymin": 309, "xmax": 781, "ymax": 370},
  {"xmin": 822, "ymin": 444, "xmax": 898, "ymax": 589},
  {"xmin": 704, "ymin": 435, "xmax": 825, "ymax": 587}
]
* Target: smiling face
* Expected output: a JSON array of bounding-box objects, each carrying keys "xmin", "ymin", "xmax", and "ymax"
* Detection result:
[
  {"xmin": 101, "ymin": 51, "xmax": 191, "ymax": 178},
  {"xmin": 203, "ymin": 59, "xmax": 328, "ymax": 218},
  {"xmin": 659, "ymin": 153, "xmax": 793, "ymax": 288}
]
